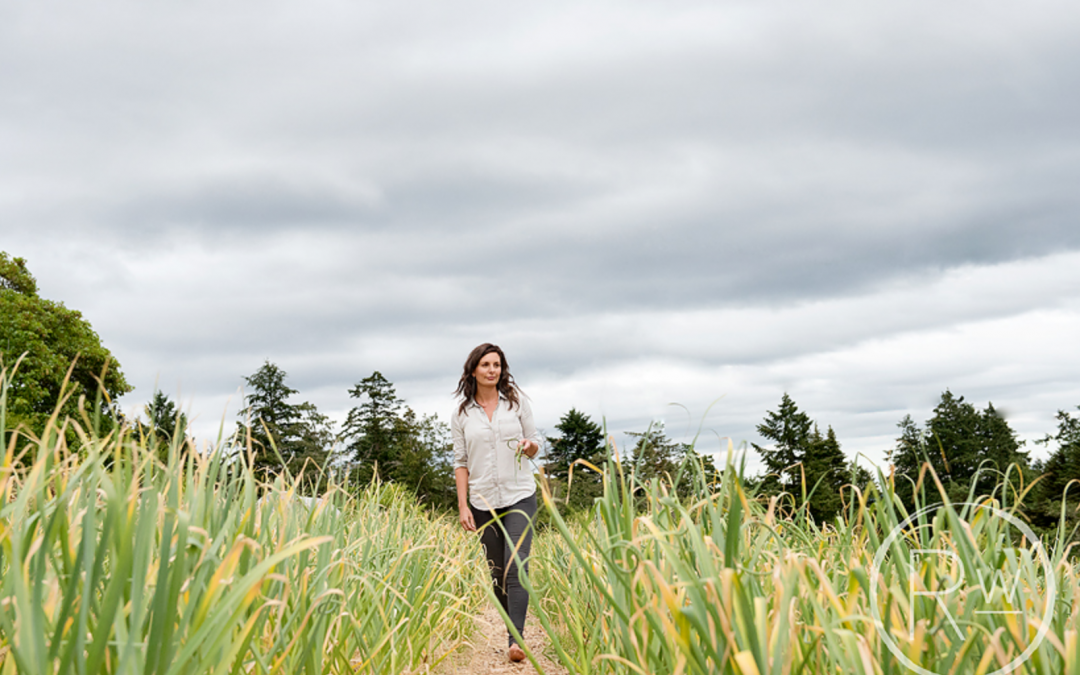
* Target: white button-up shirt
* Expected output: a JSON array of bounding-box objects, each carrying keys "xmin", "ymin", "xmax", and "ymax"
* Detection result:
[{"xmin": 452, "ymin": 393, "xmax": 540, "ymax": 511}]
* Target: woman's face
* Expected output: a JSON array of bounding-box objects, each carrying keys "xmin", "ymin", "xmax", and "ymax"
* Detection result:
[{"xmin": 472, "ymin": 351, "xmax": 502, "ymax": 387}]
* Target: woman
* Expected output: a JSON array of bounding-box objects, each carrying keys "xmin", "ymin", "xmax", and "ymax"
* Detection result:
[{"xmin": 452, "ymin": 343, "xmax": 541, "ymax": 663}]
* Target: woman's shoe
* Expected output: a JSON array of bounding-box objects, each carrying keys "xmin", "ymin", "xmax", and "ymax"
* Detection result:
[{"xmin": 508, "ymin": 643, "xmax": 526, "ymax": 662}]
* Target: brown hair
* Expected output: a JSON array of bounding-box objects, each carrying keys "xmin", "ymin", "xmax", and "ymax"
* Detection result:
[{"xmin": 455, "ymin": 343, "xmax": 521, "ymax": 415}]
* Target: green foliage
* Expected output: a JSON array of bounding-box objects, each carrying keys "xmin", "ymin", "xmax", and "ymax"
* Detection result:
[
  {"xmin": 627, "ymin": 422, "xmax": 720, "ymax": 503},
  {"xmin": 132, "ymin": 390, "xmax": 190, "ymax": 459},
  {"xmin": 341, "ymin": 371, "xmax": 454, "ymax": 508},
  {"xmin": 802, "ymin": 425, "xmax": 848, "ymax": 522},
  {"xmin": 530, "ymin": 444, "xmax": 1079, "ymax": 675},
  {"xmin": 0, "ymin": 366, "xmax": 483, "ymax": 674},
  {"xmin": 545, "ymin": 408, "xmax": 606, "ymax": 513},
  {"xmin": 0, "ymin": 251, "xmax": 131, "ymax": 440},
  {"xmin": 0, "ymin": 252, "xmax": 37, "ymax": 294},
  {"xmin": 753, "ymin": 393, "xmax": 851, "ymax": 521},
  {"xmin": 235, "ymin": 360, "xmax": 333, "ymax": 483},
  {"xmin": 752, "ymin": 392, "xmax": 813, "ymax": 495},
  {"xmin": 888, "ymin": 390, "xmax": 1028, "ymax": 508},
  {"xmin": 1029, "ymin": 407, "xmax": 1080, "ymax": 542},
  {"xmin": 343, "ymin": 371, "xmax": 404, "ymax": 474}
]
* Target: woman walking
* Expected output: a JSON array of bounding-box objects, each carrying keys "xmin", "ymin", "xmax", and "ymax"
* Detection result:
[{"xmin": 452, "ymin": 343, "xmax": 541, "ymax": 663}]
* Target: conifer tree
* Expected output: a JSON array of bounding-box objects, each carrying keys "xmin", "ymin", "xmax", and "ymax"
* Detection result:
[
  {"xmin": 887, "ymin": 390, "xmax": 1027, "ymax": 508},
  {"xmin": 1029, "ymin": 407, "xmax": 1080, "ymax": 535},
  {"xmin": 137, "ymin": 390, "xmax": 189, "ymax": 459},
  {"xmin": 235, "ymin": 361, "xmax": 331, "ymax": 481},
  {"xmin": 342, "ymin": 371, "xmax": 404, "ymax": 483},
  {"xmin": 340, "ymin": 371, "xmax": 454, "ymax": 507},
  {"xmin": 753, "ymin": 393, "xmax": 814, "ymax": 495},
  {"xmin": 546, "ymin": 408, "xmax": 606, "ymax": 512},
  {"xmin": 803, "ymin": 426, "xmax": 848, "ymax": 522}
]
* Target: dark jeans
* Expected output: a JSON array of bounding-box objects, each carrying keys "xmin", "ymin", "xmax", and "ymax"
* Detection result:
[{"xmin": 471, "ymin": 492, "xmax": 537, "ymax": 646}]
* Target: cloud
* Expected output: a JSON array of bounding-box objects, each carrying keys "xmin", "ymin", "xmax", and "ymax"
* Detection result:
[{"xmin": 2, "ymin": 0, "xmax": 1079, "ymax": 472}]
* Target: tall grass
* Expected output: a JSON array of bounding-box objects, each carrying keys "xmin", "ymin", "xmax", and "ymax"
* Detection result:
[
  {"xmin": 528, "ymin": 441, "xmax": 1080, "ymax": 675},
  {"xmin": 0, "ymin": 365, "xmax": 486, "ymax": 674},
  {"xmin": 5, "ymin": 357, "xmax": 1080, "ymax": 675}
]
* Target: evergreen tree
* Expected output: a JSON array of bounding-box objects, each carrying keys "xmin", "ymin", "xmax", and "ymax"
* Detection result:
[
  {"xmin": 391, "ymin": 409, "xmax": 455, "ymax": 509},
  {"xmin": 803, "ymin": 426, "xmax": 848, "ymax": 522},
  {"xmin": 546, "ymin": 408, "xmax": 606, "ymax": 512},
  {"xmin": 340, "ymin": 371, "xmax": 454, "ymax": 507},
  {"xmin": 290, "ymin": 401, "xmax": 338, "ymax": 487},
  {"xmin": 628, "ymin": 422, "xmax": 720, "ymax": 502},
  {"xmin": 137, "ymin": 390, "xmax": 189, "ymax": 459},
  {"xmin": 753, "ymin": 393, "xmax": 814, "ymax": 495},
  {"xmin": 629, "ymin": 423, "xmax": 683, "ymax": 484},
  {"xmin": 887, "ymin": 414, "xmax": 924, "ymax": 507},
  {"xmin": 342, "ymin": 371, "xmax": 404, "ymax": 483},
  {"xmin": 977, "ymin": 402, "xmax": 1028, "ymax": 494},
  {"xmin": 1029, "ymin": 407, "xmax": 1080, "ymax": 536},
  {"xmin": 887, "ymin": 390, "xmax": 1027, "ymax": 508},
  {"xmin": 753, "ymin": 394, "xmax": 851, "ymax": 521},
  {"xmin": 235, "ymin": 361, "xmax": 330, "ymax": 480}
]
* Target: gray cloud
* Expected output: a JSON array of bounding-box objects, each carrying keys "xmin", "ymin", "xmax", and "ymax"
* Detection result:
[{"xmin": 3, "ymin": 0, "xmax": 1080, "ymax": 466}]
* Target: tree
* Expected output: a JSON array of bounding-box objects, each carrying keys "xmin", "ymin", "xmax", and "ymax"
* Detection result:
[
  {"xmin": 887, "ymin": 390, "xmax": 1027, "ymax": 508},
  {"xmin": 888, "ymin": 414, "xmax": 925, "ymax": 507},
  {"xmin": 1029, "ymin": 407, "xmax": 1080, "ymax": 536},
  {"xmin": 235, "ymin": 361, "xmax": 332, "ymax": 481},
  {"xmin": 0, "ymin": 252, "xmax": 131, "ymax": 440},
  {"xmin": 340, "ymin": 371, "xmax": 454, "ymax": 507},
  {"xmin": 136, "ymin": 390, "xmax": 190, "ymax": 458},
  {"xmin": 628, "ymin": 422, "xmax": 719, "ymax": 502},
  {"xmin": 803, "ymin": 426, "xmax": 849, "ymax": 522},
  {"xmin": 390, "ymin": 409, "xmax": 455, "ymax": 509},
  {"xmin": 629, "ymin": 423, "xmax": 683, "ymax": 484},
  {"xmin": 753, "ymin": 393, "xmax": 814, "ymax": 495},
  {"xmin": 546, "ymin": 408, "xmax": 606, "ymax": 512},
  {"xmin": 753, "ymin": 394, "xmax": 852, "ymax": 522},
  {"xmin": 341, "ymin": 371, "xmax": 404, "ymax": 483}
]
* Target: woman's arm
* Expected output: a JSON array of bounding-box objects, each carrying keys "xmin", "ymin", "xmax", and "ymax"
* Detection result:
[
  {"xmin": 455, "ymin": 467, "xmax": 475, "ymax": 531},
  {"xmin": 451, "ymin": 411, "xmax": 476, "ymax": 530},
  {"xmin": 517, "ymin": 397, "xmax": 541, "ymax": 459}
]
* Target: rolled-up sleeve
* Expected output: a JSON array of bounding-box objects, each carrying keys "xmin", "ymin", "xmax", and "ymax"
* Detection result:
[{"xmin": 451, "ymin": 409, "xmax": 469, "ymax": 469}]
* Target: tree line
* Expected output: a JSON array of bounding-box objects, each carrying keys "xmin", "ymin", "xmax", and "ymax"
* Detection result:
[
  {"xmin": 4, "ymin": 250, "xmax": 1080, "ymax": 532},
  {"xmin": 747, "ymin": 390, "xmax": 1080, "ymax": 539}
]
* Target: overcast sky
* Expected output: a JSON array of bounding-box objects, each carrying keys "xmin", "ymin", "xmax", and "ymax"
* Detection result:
[{"xmin": 3, "ymin": 0, "xmax": 1079, "ymax": 472}]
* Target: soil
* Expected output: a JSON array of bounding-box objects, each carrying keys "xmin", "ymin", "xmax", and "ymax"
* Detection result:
[{"xmin": 434, "ymin": 605, "xmax": 569, "ymax": 675}]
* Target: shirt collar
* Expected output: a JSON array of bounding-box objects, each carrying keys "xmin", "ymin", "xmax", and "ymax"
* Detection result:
[{"xmin": 467, "ymin": 391, "xmax": 508, "ymax": 410}]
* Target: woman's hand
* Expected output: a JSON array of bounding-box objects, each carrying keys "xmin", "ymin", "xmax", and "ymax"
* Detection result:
[
  {"xmin": 517, "ymin": 439, "xmax": 539, "ymax": 459},
  {"xmin": 459, "ymin": 506, "xmax": 476, "ymax": 532}
]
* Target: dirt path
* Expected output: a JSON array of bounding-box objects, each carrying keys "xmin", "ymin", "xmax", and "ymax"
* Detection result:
[{"xmin": 435, "ymin": 605, "xmax": 569, "ymax": 675}]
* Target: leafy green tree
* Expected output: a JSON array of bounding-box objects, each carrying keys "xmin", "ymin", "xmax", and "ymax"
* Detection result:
[
  {"xmin": 0, "ymin": 252, "xmax": 131, "ymax": 440},
  {"xmin": 546, "ymin": 408, "xmax": 606, "ymax": 513},
  {"xmin": 887, "ymin": 391, "xmax": 1027, "ymax": 508},
  {"xmin": 753, "ymin": 393, "xmax": 814, "ymax": 495},
  {"xmin": 235, "ymin": 361, "xmax": 331, "ymax": 481}
]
